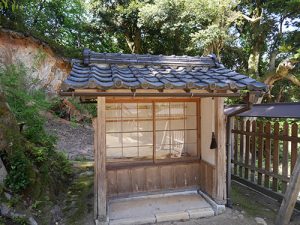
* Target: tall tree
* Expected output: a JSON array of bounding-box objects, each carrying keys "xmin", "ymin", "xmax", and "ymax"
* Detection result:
[
  {"xmin": 92, "ymin": 0, "xmax": 144, "ymax": 53},
  {"xmin": 234, "ymin": 0, "xmax": 300, "ymax": 101},
  {"xmin": 0, "ymin": 0, "xmax": 119, "ymax": 57}
]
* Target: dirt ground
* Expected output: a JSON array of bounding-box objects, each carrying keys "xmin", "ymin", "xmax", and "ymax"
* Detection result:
[
  {"xmin": 44, "ymin": 115, "xmax": 300, "ymax": 225},
  {"xmin": 45, "ymin": 113, "xmax": 94, "ymax": 160}
]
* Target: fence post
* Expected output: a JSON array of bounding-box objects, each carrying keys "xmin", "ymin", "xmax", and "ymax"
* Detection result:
[
  {"xmin": 250, "ymin": 120, "xmax": 256, "ymax": 182},
  {"xmin": 291, "ymin": 123, "xmax": 298, "ymax": 172},
  {"xmin": 233, "ymin": 119, "xmax": 238, "ymax": 175},
  {"xmin": 273, "ymin": 122, "xmax": 279, "ymax": 192},
  {"xmin": 282, "ymin": 122, "xmax": 289, "ymax": 193},
  {"xmin": 245, "ymin": 120, "xmax": 250, "ymax": 180},
  {"xmin": 239, "ymin": 120, "xmax": 245, "ymax": 177},
  {"xmin": 275, "ymin": 155, "xmax": 300, "ymax": 225},
  {"xmin": 264, "ymin": 122, "xmax": 271, "ymax": 189},
  {"xmin": 257, "ymin": 121, "xmax": 263, "ymax": 185}
]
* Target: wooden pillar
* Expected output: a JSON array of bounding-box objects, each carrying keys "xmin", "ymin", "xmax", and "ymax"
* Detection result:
[
  {"xmin": 214, "ymin": 97, "xmax": 227, "ymax": 204},
  {"xmin": 275, "ymin": 155, "xmax": 300, "ymax": 225},
  {"xmin": 94, "ymin": 97, "xmax": 107, "ymax": 222}
]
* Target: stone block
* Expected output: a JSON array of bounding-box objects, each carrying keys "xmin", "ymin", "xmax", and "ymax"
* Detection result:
[
  {"xmin": 187, "ymin": 207, "xmax": 214, "ymax": 219},
  {"xmin": 109, "ymin": 216, "xmax": 156, "ymax": 225},
  {"xmin": 155, "ymin": 211, "xmax": 189, "ymax": 223}
]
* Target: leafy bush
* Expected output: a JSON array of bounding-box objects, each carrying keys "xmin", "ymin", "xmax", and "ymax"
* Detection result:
[
  {"xmin": 12, "ymin": 216, "xmax": 28, "ymax": 225},
  {"xmin": 0, "ymin": 64, "xmax": 71, "ymax": 195}
]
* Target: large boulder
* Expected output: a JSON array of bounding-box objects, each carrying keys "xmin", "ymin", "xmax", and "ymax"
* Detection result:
[{"xmin": 0, "ymin": 29, "xmax": 71, "ymax": 94}]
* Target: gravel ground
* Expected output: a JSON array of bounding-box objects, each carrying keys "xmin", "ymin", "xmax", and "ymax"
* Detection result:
[{"xmin": 44, "ymin": 113, "xmax": 94, "ymax": 160}]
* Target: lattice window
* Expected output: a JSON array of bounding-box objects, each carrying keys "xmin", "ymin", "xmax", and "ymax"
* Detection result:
[{"xmin": 106, "ymin": 99, "xmax": 199, "ymax": 163}]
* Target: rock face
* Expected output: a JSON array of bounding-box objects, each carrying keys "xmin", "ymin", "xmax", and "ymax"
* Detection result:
[
  {"xmin": 0, "ymin": 158, "xmax": 7, "ymax": 185},
  {"xmin": 0, "ymin": 29, "xmax": 71, "ymax": 94}
]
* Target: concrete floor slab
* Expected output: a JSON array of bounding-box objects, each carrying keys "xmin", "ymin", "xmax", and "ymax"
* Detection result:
[{"xmin": 108, "ymin": 191, "xmax": 215, "ymax": 224}]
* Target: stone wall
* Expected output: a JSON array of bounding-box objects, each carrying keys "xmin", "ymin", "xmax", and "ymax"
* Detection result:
[{"xmin": 0, "ymin": 29, "xmax": 71, "ymax": 94}]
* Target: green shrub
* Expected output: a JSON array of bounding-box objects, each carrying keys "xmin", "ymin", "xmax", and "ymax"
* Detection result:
[
  {"xmin": 12, "ymin": 216, "xmax": 28, "ymax": 225},
  {"xmin": 0, "ymin": 64, "xmax": 72, "ymax": 196},
  {"xmin": 4, "ymin": 151, "xmax": 30, "ymax": 193}
]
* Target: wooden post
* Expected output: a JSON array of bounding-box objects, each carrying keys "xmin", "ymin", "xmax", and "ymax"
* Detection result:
[
  {"xmin": 95, "ymin": 97, "xmax": 107, "ymax": 222},
  {"xmin": 282, "ymin": 122, "xmax": 289, "ymax": 193},
  {"xmin": 250, "ymin": 120, "xmax": 256, "ymax": 182},
  {"xmin": 92, "ymin": 118, "xmax": 98, "ymax": 219},
  {"xmin": 239, "ymin": 120, "xmax": 245, "ymax": 178},
  {"xmin": 275, "ymin": 155, "xmax": 300, "ymax": 225},
  {"xmin": 233, "ymin": 119, "xmax": 238, "ymax": 175},
  {"xmin": 272, "ymin": 122, "xmax": 280, "ymax": 192},
  {"xmin": 291, "ymin": 123, "xmax": 298, "ymax": 172},
  {"xmin": 264, "ymin": 122, "xmax": 271, "ymax": 188},
  {"xmin": 257, "ymin": 121, "xmax": 263, "ymax": 186},
  {"xmin": 214, "ymin": 97, "xmax": 226, "ymax": 204},
  {"xmin": 244, "ymin": 120, "xmax": 250, "ymax": 180}
]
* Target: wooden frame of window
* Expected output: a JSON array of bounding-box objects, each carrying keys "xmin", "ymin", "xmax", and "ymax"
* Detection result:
[{"xmin": 106, "ymin": 98, "xmax": 201, "ymax": 168}]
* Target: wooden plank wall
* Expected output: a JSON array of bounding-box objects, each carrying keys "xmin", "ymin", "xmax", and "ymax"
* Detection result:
[
  {"xmin": 199, "ymin": 160, "xmax": 216, "ymax": 198},
  {"xmin": 107, "ymin": 160, "xmax": 216, "ymax": 198},
  {"xmin": 232, "ymin": 119, "xmax": 300, "ymax": 195},
  {"xmin": 107, "ymin": 162, "xmax": 201, "ymax": 197}
]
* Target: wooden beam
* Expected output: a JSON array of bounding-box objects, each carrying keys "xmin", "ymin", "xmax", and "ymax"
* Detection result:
[
  {"xmin": 92, "ymin": 118, "xmax": 98, "ymax": 220},
  {"xmin": 214, "ymin": 97, "xmax": 227, "ymax": 204},
  {"xmin": 275, "ymin": 155, "xmax": 300, "ymax": 225},
  {"xmin": 60, "ymin": 91, "xmax": 241, "ymax": 98},
  {"xmin": 96, "ymin": 97, "xmax": 107, "ymax": 221}
]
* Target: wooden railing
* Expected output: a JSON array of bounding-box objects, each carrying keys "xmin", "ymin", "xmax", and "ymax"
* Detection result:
[{"xmin": 232, "ymin": 119, "xmax": 300, "ymax": 194}]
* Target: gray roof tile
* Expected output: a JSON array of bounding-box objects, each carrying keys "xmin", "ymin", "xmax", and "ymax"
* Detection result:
[{"xmin": 62, "ymin": 49, "xmax": 268, "ymax": 92}]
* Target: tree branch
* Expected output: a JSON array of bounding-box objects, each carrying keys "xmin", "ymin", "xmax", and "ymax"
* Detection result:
[
  {"xmin": 240, "ymin": 9, "xmax": 263, "ymax": 23},
  {"xmin": 286, "ymin": 74, "xmax": 300, "ymax": 87},
  {"xmin": 264, "ymin": 57, "xmax": 298, "ymax": 86}
]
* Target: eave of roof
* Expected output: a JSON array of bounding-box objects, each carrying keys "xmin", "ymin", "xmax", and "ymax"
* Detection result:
[
  {"xmin": 61, "ymin": 49, "xmax": 268, "ymax": 93},
  {"xmin": 225, "ymin": 102, "xmax": 300, "ymax": 118}
]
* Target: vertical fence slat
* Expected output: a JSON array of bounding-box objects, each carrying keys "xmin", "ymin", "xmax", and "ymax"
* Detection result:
[
  {"xmin": 232, "ymin": 118, "xmax": 300, "ymax": 199},
  {"xmin": 291, "ymin": 123, "xmax": 298, "ymax": 173},
  {"xmin": 264, "ymin": 122, "xmax": 271, "ymax": 189},
  {"xmin": 282, "ymin": 122, "xmax": 289, "ymax": 193},
  {"xmin": 250, "ymin": 121, "xmax": 256, "ymax": 182},
  {"xmin": 245, "ymin": 120, "xmax": 251, "ymax": 180},
  {"xmin": 257, "ymin": 121, "xmax": 263, "ymax": 185},
  {"xmin": 239, "ymin": 120, "xmax": 244, "ymax": 178},
  {"xmin": 233, "ymin": 119, "xmax": 238, "ymax": 175},
  {"xmin": 272, "ymin": 122, "xmax": 279, "ymax": 192}
]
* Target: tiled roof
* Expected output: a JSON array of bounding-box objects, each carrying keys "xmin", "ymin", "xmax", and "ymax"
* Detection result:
[{"xmin": 62, "ymin": 49, "xmax": 267, "ymax": 92}]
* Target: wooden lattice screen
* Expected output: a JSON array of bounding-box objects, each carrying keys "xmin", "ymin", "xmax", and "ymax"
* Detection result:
[{"xmin": 232, "ymin": 119, "xmax": 300, "ymax": 194}]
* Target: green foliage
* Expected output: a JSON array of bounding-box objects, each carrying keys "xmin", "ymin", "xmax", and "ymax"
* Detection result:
[
  {"xmin": 0, "ymin": 0, "xmax": 120, "ymax": 58},
  {"xmin": 5, "ymin": 151, "xmax": 30, "ymax": 193},
  {"xmin": 68, "ymin": 98, "xmax": 97, "ymax": 118},
  {"xmin": 0, "ymin": 0, "xmax": 299, "ymax": 103},
  {"xmin": 0, "ymin": 217, "xmax": 5, "ymax": 225},
  {"xmin": 12, "ymin": 216, "xmax": 28, "ymax": 225},
  {"xmin": 0, "ymin": 64, "xmax": 72, "ymax": 195},
  {"xmin": 0, "ymin": 65, "xmax": 51, "ymax": 143}
]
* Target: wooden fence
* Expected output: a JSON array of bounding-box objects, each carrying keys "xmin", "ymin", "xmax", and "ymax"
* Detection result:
[{"xmin": 232, "ymin": 119, "xmax": 300, "ymax": 195}]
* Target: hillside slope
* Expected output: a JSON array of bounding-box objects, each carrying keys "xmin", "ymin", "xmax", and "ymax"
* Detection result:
[{"xmin": 0, "ymin": 29, "xmax": 71, "ymax": 94}]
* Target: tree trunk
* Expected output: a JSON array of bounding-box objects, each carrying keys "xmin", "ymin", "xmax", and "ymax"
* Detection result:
[
  {"xmin": 243, "ymin": 0, "xmax": 264, "ymax": 77},
  {"xmin": 124, "ymin": 29, "xmax": 142, "ymax": 54},
  {"xmin": 248, "ymin": 47, "xmax": 260, "ymax": 76}
]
